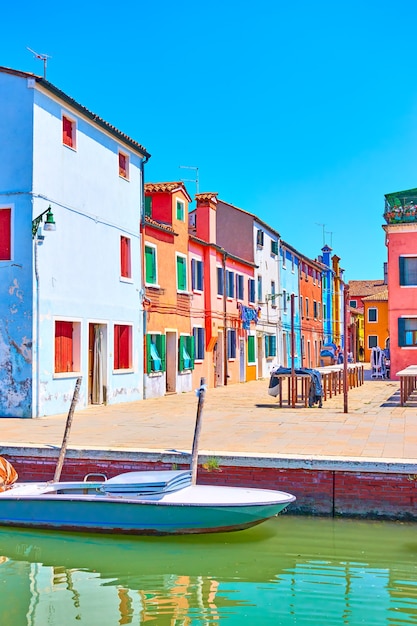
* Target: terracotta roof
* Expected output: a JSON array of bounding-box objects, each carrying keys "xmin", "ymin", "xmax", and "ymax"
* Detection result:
[
  {"xmin": 0, "ymin": 66, "xmax": 150, "ymax": 158},
  {"xmin": 145, "ymin": 182, "xmax": 191, "ymax": 201},
  {"xmin": 195, "ymin": 192, "xmax": 218, "ymax": 202},
  {"xmin": 144, "ymin": 216, "xmax": 177, "ymax": 235},
  {"xmin": 348, "ymin": 280, "xmax": 385, "ymax": 297},
  {"xmin": 362, "ymin": 289, "xmax": 388, "ymax": 302}
]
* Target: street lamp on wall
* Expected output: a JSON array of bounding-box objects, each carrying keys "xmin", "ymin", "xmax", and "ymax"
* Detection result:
[{"xmin": 32, "ymin": 206, "xmax": 56, "ymax": 239}]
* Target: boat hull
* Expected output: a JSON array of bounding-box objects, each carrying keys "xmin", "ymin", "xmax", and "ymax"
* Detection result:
[{"xmin": 0, "ymin": 484, "xmax": 295, "ymax": 535}]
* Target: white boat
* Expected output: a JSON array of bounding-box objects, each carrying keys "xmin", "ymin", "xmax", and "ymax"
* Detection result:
[
  {"xmin": 0, "ymin": 378, "xmax": 296, "ymax": 535},
  {"xmin": 0, "ymin": 469, "xmax": 296, "ymax": 535}
]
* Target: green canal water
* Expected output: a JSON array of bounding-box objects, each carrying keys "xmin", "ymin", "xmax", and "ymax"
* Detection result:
[{"xmin": 1, "ymin": 516, "xmax": 417, "ymax": 625}]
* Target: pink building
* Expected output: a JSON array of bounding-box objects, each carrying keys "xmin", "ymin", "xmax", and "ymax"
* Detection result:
[
  {"xmin": 383, "ymin": 188, "xmax": 417, "ymax": 379},
  {"xmin": 189, "ymin": 193, "xmax": 258, "ymax": 388}
]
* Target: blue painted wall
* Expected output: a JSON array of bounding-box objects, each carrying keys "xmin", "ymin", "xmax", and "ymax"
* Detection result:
[{"xmin": 0, "ymin": 71, "xmax": 35, "ymax": 416}]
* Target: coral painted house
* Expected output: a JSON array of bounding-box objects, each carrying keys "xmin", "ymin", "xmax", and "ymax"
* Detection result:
[
  {"xmin": 383, "ymin": 187, "xmax": 417, "ymax": 379},
  {"xmin": 189, "ymin": 193, "xmax": 258, "ymax": 388}
]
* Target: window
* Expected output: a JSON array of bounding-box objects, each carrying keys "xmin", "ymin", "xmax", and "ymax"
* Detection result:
[
  {"xmin": 191, "ymin": 259, "xmax": 204, "ymax": 291},
  {"xmin": 299, "ymin": 295, "xmax": 303, "ymax": 317},
  {"xmin": 120, "ymin": 236, "xmax": 131, "ymax": 279},
  {"xmin": 368, "ymin": 308, "xmax": 377, "ymax": 322},
  {"xmin": 179, "ymin": 335, "xmax": 194, "ymax": 371},
  {"xmin": 368, "ymin": 335, "xmax": 378, "ymax": 349},
  {"xmin": 176, "ymin": 254, "xmax": 187, "ymax": 291},
  {"xmin": 55, "ymin": 321, "xmax": 80, "ymax": 373},
  {"xmin": 248, "ymin": 335, "xmax": 256, "ymax": 364},
  {"xmin": 282, "ymin": 250, "xmax": 287, "ymax": 269},
  {"xmin": 317, "ymin": 302, "xmax": 321, "ymax": 319},
  {"xmin": 257, "ymin": 276, "xmax": 262, "ymax": 302},
  {"xmin": 313, "ymin": 300, "xmax": 318, "ymax": 319},
  {"xmin": 217, "ymin": 267, "xmax": 224, "ymax": 296},
  {"xmin": 145, "ymin": 196, "xmax": 152, "ymax": 217},
  {"xmin": 256, "ymin": 229, "xmax": 264, "ymax": 247},
  {"xmin": 270, "ymin": 281, "xmax": 276, "ymax": 308},
  {"xmin": 236, "ymin": 274, "xmax": 244, "ymax": 300},
  {"xmin": 248, "ymin": 278, "xmax": 255, "ymax": 304},
  {"xmin": 176, "ymin": 200, "xmax": 185, "ymax": 221},
  {"xmin": 114, "ymin": 324, "xmax": 132, "ymax": 369},
  {"xmin": 398, "ymin": 318, "xmax": 417, "ymax": 347},
  {"xmin": 305, "ymin": 298, "xmax": 310, "ymax": 319},
  {"xmin": 227, "ymin": 329, "xmax": 237, "ymax": 359},
  {"xmin": 271, "ymin": 240, "xmax": 278, "ymax": 256},
  {"xmin": 291, "ymin": 255, "xmax": 295, "ymax": 273},
  {"xmin": 119, "ymin": 151, "xmax": 129, "ymax": 179},
  {"xmin": 62, "ymin": 115, "xmax": 76, "ymax": 149},
  {"xmin": 0, "ymin": 208, "xmax": 11, "ymax": 260},
  {"xmin": 282, "ymin": 289, "xmax": 287, "ymax": 313},
  {"xmin": 146, "ymin": 333, "xmax": 166, "ymax": 373},
  {"xmin": 350, "ymin": 300, "xmax": 357, "ymax": 308},
  {"xmin": 193, "ymin": 327, "xmax": 205, "ymax": 361},
  {"xmin": 265, "ymin": 335, "xmax": 277, "ymax": 358},
  {"xmin": 144, "ymin": 244, "xmax": 157, "ymax": 285},
  {"xmin": 399, "ymin": 257, "xmax": 417, "ymax": 286},
  {"xmin": 226, "ymin": 270, "xmax": 234, "ymax": 298}
]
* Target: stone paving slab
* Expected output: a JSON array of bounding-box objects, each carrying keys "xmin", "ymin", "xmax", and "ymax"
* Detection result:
[{"xmin": 1, "ymin": 368, "xmax": 417, "ymax": 465}]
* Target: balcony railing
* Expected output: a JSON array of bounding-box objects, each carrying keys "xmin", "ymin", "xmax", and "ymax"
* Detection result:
[{"xmin": 384, "ymin": 188, "xmax": 417, "ymax": 224}]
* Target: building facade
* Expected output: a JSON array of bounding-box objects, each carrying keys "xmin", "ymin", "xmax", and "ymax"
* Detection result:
[{"xmin": 0, "ymin": 66, "xmax": 149, "ymax": 416}]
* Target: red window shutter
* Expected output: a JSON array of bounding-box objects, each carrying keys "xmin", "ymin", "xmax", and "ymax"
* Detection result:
[
  {"xmin": 63, "ymin": 117, "xmax": 73, "ymax": 147},
  {"xmin": 119, "ymin": 153, "xmax": 127, "ymax": 177},
  {"xmin": 120, "ymin": 236, "xmax": 131, "ymax": 278},
  {"xmin": 114, "ymin": 325, "xmax": 131, "ymax": 369},
  {"xmin": 55, "ymin": 321, "xmax": 73, "ymax": 372},
  {"xmin": 0, "ymin": 208, "xmax": 11, "ymax": 261}
]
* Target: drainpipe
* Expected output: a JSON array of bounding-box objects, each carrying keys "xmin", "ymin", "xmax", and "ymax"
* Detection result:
[
  {"xmin": 34, "ymin": 236, "xmax": 40, "ymax": 417},
  {"xmin": 222, "ymin": 250, "xmax": 228, "ymax": 386},
  {"xmin": 140, "ymin": 153, "xmax": 150, "ymax": 398}
]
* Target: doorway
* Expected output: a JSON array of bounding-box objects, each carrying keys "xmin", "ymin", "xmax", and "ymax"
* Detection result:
[
  {"xmin": 166, "ymin": 331, "xmax": 177, "ymax": 393},
  {"xmin": 88, "ymin": 323, "xmax": 107, "ymax": 404}
]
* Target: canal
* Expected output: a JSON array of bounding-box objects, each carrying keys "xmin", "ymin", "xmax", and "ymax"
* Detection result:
[{"xmin": 1, "ymin": 515, "xmax": 416, "ymax": 625}]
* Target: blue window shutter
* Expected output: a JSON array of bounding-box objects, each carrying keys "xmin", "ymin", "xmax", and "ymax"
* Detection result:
[
  {"xmin": 191, "ymin": 259, "xmax": 196, "ymax": 290},
  {"xmin": 264, "ymin": 336, "xmax": 269, "ymax": 358},
  {"xmin": 398, "ymin": 318, "xmax": 406, "ymax": 346},
  {"xmin": 399, "ymin": 257, "xmax": 405, "ymax": 286},
  {"xmin": 271, "ymin": 335, "xmax": 276, "ymax": 356}
]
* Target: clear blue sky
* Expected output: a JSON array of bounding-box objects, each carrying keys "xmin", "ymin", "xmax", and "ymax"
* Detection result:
[{"xmin": 2, "ymin": 0, "xmax": 417, "ymax": 280}]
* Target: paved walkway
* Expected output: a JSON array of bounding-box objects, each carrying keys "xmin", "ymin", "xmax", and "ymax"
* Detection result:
[{"xmin": 1, "ymin": 367, "xmax": 417, "ymax": 463}]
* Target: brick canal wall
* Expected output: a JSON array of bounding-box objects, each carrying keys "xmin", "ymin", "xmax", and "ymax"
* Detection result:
[{"xmin": 3, "ymin": 446, "xmax": 417, "ymax": 521}]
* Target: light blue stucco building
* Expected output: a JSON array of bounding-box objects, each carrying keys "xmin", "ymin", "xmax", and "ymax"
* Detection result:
[{"xmin": 0, "ymin": 66, "xmax": 150, "ymax": 417}]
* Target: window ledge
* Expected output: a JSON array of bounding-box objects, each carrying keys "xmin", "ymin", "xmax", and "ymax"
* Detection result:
[
  {"xmin": 113, "ymin": 368, "xmax": 134, "ymax": 374},
  {"xmin": 120, "ymin": 276, "xmax": 133, "ymax": 284},
  {"xmin": 54, "ymin": 371, "xmax": 82, "ymax": 379}
]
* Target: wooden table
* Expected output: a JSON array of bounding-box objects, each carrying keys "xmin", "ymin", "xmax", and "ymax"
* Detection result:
[{"xmin": 396, "ymin": 366, "xmax": 417, "ymax": 406}]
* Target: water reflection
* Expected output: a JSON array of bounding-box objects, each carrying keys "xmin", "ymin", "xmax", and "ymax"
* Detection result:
[{"xmin": 1, "ymin": 517, "xmax": 417, "ymax": 625}]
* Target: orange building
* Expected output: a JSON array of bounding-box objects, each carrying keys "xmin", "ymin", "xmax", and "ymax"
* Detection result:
[
  {"xmin": 142, "ymin": 182, "xmax": 193, "ymax": 398},
  {"xmin": 298, "ymin": 255, "xmax": 324, "ymax": 368}
]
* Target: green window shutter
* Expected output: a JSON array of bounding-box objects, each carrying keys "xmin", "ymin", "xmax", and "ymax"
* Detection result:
[
  {"xmin": 271, "ymin": 335, "xmax": 277, "ymax": 356},
  {"xmin": 145, "ymin": 196, "xmax": 152, "ymax": 217},
  {"xmin": 399, "ymin": 257, "xmax": 405, "ymax": 286},
  {"xmin": 398, "ymin": 318, "xmax": 406, "ymax": 347},
  {"xmin": 178, "ymin": 336, "xmax": 185, "ymax": 371},
  {"xmin": 177, "ymin": 256, "xmax": 186, "ymax": 291},
  {"xmin": 188, "ymin": 336, "xmax": 195, "ymax": 370},
  {"xmin": 248, "ymin": 335, "xmax": 255, "ymax": 363},
  {"xmin": 158, "ymin": 334, "xmax": 166, "ymax": 371},
  {"xmin": 146, "ymin": 334, "xmax": 152, "ymax": 373},
  {"xmin": 264, "ymin": 336, "xmax": 269, "ymax": 358},
  {"xmin": 145, "ymin": 247, "xmax": 156, "ymax": 284}
]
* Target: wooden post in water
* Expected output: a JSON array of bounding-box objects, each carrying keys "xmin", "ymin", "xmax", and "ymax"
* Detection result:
[
  {"xmin": 290, "ymin": 294, "xmax": 296, "ymax": 408},
  {"xmin": 343, "ymin": 287, "xmax": 349, "ymax": 414},
  {"xmin": 190, "ymin": 377, "xmax": 206, "ymax": 485},
  {"xmin": 53, "ymin": 376, "xmax": 82, "ymax": 483}
]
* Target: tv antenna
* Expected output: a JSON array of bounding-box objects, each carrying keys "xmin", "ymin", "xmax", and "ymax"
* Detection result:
[
  {"xmin": 179, "ymin": 165, "xmax": 199, "ymax": 194},
  {"xmin": 27, "ymin": 47, "xmax": 51, "ymax": 79},
  {"xmin": 315, "ymin": 223, "xmax": 326, "ymax": 246}
]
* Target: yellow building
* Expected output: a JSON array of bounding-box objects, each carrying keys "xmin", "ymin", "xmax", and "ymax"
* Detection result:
[{"xmin": 362, "ymin": 289, "xmax": 389, "ymax": 362}]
